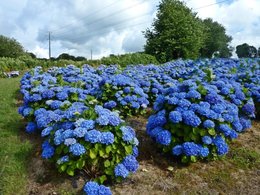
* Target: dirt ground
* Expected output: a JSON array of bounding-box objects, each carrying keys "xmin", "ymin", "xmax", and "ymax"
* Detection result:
[{"xmin": 23, "ymin": 117, "xmax": 260, "ymax": 195}]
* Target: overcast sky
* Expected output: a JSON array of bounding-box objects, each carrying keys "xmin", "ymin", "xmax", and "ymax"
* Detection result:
[{"xmin": 1, "ymin": 0, "xmax": 259, "ymax": 59}]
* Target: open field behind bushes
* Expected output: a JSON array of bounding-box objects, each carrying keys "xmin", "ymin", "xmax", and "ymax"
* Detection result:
[{"xmin": 1, "ymin": 58, "xmax": 260, "ymax": 194}]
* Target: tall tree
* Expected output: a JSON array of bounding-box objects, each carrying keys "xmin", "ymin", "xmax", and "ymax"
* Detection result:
[
  {"xmin": 200, "ymin": 18, "xmax": 233, "ymax": 58},
  {"xmin": 144, "ymin": 0, "xmax": 205, "ymax": 62},
  {"xmin": 0, "ymin": 35, "xmax": 25, "ymax": 58},
  {"xmin": 236, "ymin": 43, "xmax": 257, "ymax": 58}
]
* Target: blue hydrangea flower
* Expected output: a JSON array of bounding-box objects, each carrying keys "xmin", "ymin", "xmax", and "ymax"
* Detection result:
[
  {"xmin": 69, "ymin": 143, "xmax": 86, "ymax": 156},
  {"xmin": 150, "ymin": 87, "xmax": 158, "ymax": 94},
  {"xmin": 114, "ymin": 163, "xmax": 129, "ymax": 178},
  {"xmin": 25, "ymin": 122, "xmax": 37, "ymax": 133},
  {"xmin": 169, "ymin": 111, "xmax": 182, "ymax": 123},
  {"xmin": 156, "ymin": 130, "xmax": 171, "ymax": 145},
  {"xmin": 122, "ymin": 155, "xmax": 139, "ymax": 172},
  {"xmin": 213, "ymin": 135, "xmax": 229, "ymax": 155},
  {"xmin": 182, "ymin": 142, "xmax": 200, "ymax": 156},
  {"xmin": 56, "ymin": 91, "xmax": 68, "ymax": 100},
  {"xmin": 242, "ymin": 103, "xmax": 255, "ymax": 116},
  {"xmin": 120, "ymin": 126, "xmax": 135, "ymax": 142},
  {"xmin": 96, "ymin": 115, "xmax": 110, "ymax": 126},
  {"xmin": 172, "ymin": 145, "xmax": 183, "ymax": 156},
  {"xmin": 199, "ymin": 146, "xmax": 209, "ymax": 157},
  {"xmin": 202, "ymin": 136, "xmax": 212, "ymax": 145},
  {"xmin": 123, "ymin": 87, "xmax": 131, "ymax": 93},
  {"xmin": 62, "ymin": 129, "xmax": 74, "ymax": 139},
  {"xmin": 232, "ymin": 120, "xmax": 243, "ymax": 132},
  {"xmin": 153, "ymin": 95, "xmax": 165, "ymax": 111},
  {"xmin": 41, "ymin": 126, "xmax": 53, "ymax": 137},
  {"xmin": 220, "ymin": 87, "xmax": 230, "ymax": 95},
  {"xmin": 131, "ymin": 101, "xmax": 140, "ymax": 109},
  {"xmin": 187, "ymin": 90, "xmax": 201, "ymax": 99},
  {"xmin": 182, "ymin": 111, "xmax": 201, "ymax": 127},
  {"xmin": 229, "ymin": 130, "xmax": 238, "ymax": 139},
  {"xmin": 99, "ymin": 185, "xmax": 112, "ymax": 195},
  {"xmin": 42, "ymin": 140, "xmax": 55, "ymax": 159},
  {"xmin": 147, "ymin": 127, "xmax": 163, "ymax": 138},
  {"xmin": 83, "ymin": 181, "xmax": 99, "ymax": 195},
  {"xmin": 203, "ymin": 120, "xmax": 215, "ymax": 129},
  {"xmin": 177, "ymin": 99, "xmax": 191, "ymax": 108},
  {"xmin": 239, "ymin": 117, "xmax": 251, "ymax": 130},
  {"xmin": 73, "ymin": 127, "xmax": 87, "ymax": 138},
  {"xmin": 57, "ymin": 155, "xmax": 69, "ymax": 165},
  {"xmin": 104, "ymin": 100, "xmax": 117, "ymax": 109},
  {"xmin": 218, "ymin": 124, "xmax": 232, "ymax": 136},
  {"xmin": 132, "ymin": 146, "xmax": 139, "ymax": 157},
  {"xmin": 64, "ymin": 138, "xmax": 77, "ymax": 146},
  {"xmin": 50, "ymin": 100, "xmax": 62, "ymax": 109},
  {"xmin": 85, "ymin": 130, "xmax": 101, "ymax": 143},
  {"xmin": 80, "ymin": 120, "xmax": 95, "ymax": 130},
  {"xmin": 22, "ymin": 107, "xmax": 33, "ymax": 117},
  {"xmin": 108, "ymin": 114, "xmax": 121, "ymax": 126},
  {"xmin": 205, "ymin": 93, "xmax": 223, "ymax": 104},
  {"xmin": 42, "ymin": 89, "xmax": 55, "ymax": 99},
  {"xmin": 29, "ymin": 94, "xmax": 42, "ymax": 102},
  {"xmin": 100, "ymin": 132, "xmax": 115, "ymax": 145}
]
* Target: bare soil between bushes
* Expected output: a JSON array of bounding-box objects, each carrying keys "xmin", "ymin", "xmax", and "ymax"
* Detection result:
[{"xmin": 22, "ymin": 117, "xmax": 260, "ymax": 195}]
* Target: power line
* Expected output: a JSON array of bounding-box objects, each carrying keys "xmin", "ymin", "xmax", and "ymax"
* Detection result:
[
  {"xmin": 51, "ymin": 0, "xmax": 147, "ymax": 35},
  {"xmin": 54, "ymin": 20, "xmax": 151, "ymax": 43},
  {"xmin": 194, "ymin": 0, "xmax": 231, "ymax": 10},
  {"xmin": 53, "ymin": 12, "xmax": 151, "ymax": 40},
  {"xmin": 50, "ymin": 0, "xmax": 120, "ymax": 33}
]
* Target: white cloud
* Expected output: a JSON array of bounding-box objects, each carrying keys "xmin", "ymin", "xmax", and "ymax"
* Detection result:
[
  {"xmin": 0, "ymin": 0, "xmax": 259, "ymax": 59},
  {"xmin": 32, "ymin": 45, "xmax": 48, "ymax": 58},
  {"xmin": 187, "ymin": 0, "xmax": 260, "ymax": 50}
]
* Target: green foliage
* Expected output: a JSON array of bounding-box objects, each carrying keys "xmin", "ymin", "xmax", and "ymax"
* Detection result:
[
  {"xmin": 200, "ymin": 18, "xmax": 233, "ymax": 58},
  {"xmin": 0, "ymin": 35, "xmax": 25, "ymax": 58},
  {"xmin": 144, "ymin": 0, "xmax": 205, "ymax": 62},
  {"xmin": 100, "ymin": 52, "xmax": 158, "ymax": 67},
  {"xmin": 0, "ymin": 52, "xmax": 158, "ymax": 77},
  {"xmin": 236, "ymin": 43, "xmax": 257, "ymax": 58},
  {"xmin": 56, "ymin": 53, "xmax": 86, "ymax": 61}
]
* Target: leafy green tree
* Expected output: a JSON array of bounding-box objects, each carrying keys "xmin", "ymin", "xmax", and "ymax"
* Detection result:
[
  {"xmin": 0, "ymin": 35, "xmax": 25, "ymax": 58},
  {"xmin": 57, "ymin": 53, "xmax": 76, "ymax": 60},
  {"xmin": 200, "ymin": 18, "xmax": 233, "ymax": 58},
  {"xmin": 249, "ymin": 46, "xmax": 257, "ymax": 58},
  {"xmin": 144, "ymin": 0, "xmax": 205, "ymax": 62},
  {"xmin": 236, "ymin": 43, "xmax": 257, "ymax": 58}
]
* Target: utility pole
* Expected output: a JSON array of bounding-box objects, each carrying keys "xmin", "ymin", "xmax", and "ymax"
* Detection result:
[
  {"xmin": 90, "ymin": 49, "xmax": 93, "ymax": 60},
  {"xmin": 48, "ymin": 31, "xmax": 51, "ymax": 59}
]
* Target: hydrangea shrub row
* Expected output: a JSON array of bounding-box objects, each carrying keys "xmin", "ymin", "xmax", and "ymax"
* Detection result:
[{"xmin": 18, "ymin": 58, "xmax": 259, "ymax": 194}]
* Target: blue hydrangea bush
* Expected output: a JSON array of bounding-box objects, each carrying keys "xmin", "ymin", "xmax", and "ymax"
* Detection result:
[
  {"xmin": 147, "ymin": 79, "xmax": 254, "ymax": 163},
  {"xmin": 18, "ymin": 66, "xmax": 139, "ymax": 194}
]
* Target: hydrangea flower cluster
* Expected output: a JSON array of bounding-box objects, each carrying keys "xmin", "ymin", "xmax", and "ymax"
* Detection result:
[{"xmin": 100, "ymin": 74, "xmax": 149, "ymax": 116}]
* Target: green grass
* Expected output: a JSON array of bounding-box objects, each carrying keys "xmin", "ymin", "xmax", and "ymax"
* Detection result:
[{"xmin": 0, "ymin": 77, "xmax": 32, "ymax": 195}]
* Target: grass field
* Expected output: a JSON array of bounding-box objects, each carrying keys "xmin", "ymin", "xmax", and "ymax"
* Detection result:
[
  {"xmin": 0, "ymin": 77, "xmax": 32, "ymax": 195},
  {"xmin": 0, "ymin": 77, "xmax": 259, "ymax": 195}
]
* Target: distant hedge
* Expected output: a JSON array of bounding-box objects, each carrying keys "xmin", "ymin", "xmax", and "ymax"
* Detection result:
[{"xmin": 0, "ymin": 53, "xmax": 159, "ymax": 77}]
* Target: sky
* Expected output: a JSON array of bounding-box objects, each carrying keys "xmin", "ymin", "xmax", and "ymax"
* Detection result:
[{"xmin": 0, "ymin": 0, "xmax": 259, "ymax": 59}]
